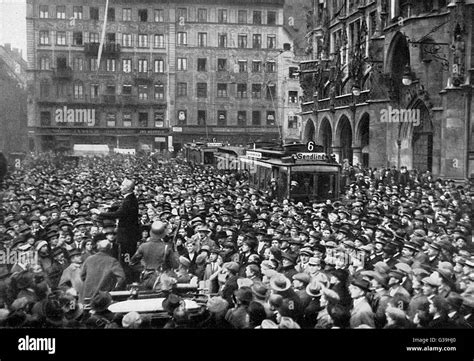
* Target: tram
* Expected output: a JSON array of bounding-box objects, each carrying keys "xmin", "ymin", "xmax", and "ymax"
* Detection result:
[
  {"xmin": 214, "ymin": 145, "xmax": 247, "ymax": 171},
  {"xmin": 239, "ymin": 142, "xmax": 341, "ymax": 203},
  {"xmin": 182, "ymin": 142, "xmax": 223, "ymax": 166}
]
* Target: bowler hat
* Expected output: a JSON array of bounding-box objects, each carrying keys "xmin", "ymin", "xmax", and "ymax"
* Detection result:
[
  {"xmin": 350, "ymin": 276, "xmax": 371, "ymax": 292},
  {"xmin": 281, "ymin": 252, "xmax": 297, "ymax": 264}
]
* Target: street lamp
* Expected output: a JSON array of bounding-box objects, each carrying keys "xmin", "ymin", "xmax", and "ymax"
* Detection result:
[
  {"xmin": 402, "ymin": 64, "xmax": 413, "ymax": 86},
  {"xmin": 351, "ymin": 84, "xmax": 361, "ymax": 97}
]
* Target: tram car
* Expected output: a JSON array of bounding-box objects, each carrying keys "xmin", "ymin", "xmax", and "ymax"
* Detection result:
[
  {"xmin": 183, "ymin": 142, "xmax": 223, "ymax": 166},
  {"xmin": 239, "ymin": 142, "xmax": 341, "ymax": 203},
  {"xmin": 213, "ymin": 145, "xmax": 247, "ymax": 171}
]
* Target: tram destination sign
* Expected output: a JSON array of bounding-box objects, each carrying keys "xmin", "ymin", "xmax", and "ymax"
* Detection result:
[{"xmin": 292, "ymin": 152, "xmax": 327, "ymax": 161}]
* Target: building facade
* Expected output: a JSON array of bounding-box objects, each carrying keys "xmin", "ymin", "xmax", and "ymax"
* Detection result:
[
  {"xmin": 300, "ymin": 0, "xmax": 473, "ymax": 180},
  {"xmin": 26, "ymin": 0, "xmax": 307, "ymax": 153},
  {"xmin": 0, "ymin": 44, "xmax": 28, "ymax": 154}
]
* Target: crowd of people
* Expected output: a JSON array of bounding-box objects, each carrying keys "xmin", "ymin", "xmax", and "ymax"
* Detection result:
[{"xmin": 0, "ymin": 151, "xmax": 472, "ymax": 329}]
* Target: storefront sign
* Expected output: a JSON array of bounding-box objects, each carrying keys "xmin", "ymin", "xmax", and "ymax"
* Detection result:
[
  {"xmin": 55, "ymin": 106, "xmax": 96, "ymax": 126},
  {"xmin": 246, "ymin": 151, "xmax": 262, "ymax": 159},
  {"xmin": 292, "ymin": 152, "xmax": 327, "ymax": 161},
  {"xmin": 206, "ymin": 142, "xmax": 223, "ymax": 147}
]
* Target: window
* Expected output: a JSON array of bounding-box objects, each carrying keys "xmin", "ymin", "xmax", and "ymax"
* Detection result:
[
  {"xmin": 266, "ymin": 84, "xmax": 276, "ymax": 100},
  {"xmin": 289, "ymin": 67, "xmax": 299, "ymax": 79},
  {"xmin": 198, "ymin": 32, "xmax": 207, "ymax": 47},
  {"xmin": 218, "ymin": 9, "xmax": 227, "ymax": 23},
  {"xmin": 252, "ymin": 34, "xmax": 262, "ymax": 49},
  {"xmin": 107, "ymin": 113, "xmax": 116, "ymax": 127},
  {"xmin": 198, "ymin": 8, "xmax": 207, "ymax": 22},
  {"xmin": 154, "ymin": 112, "xmax": 164, "ymax": 127},
  {"xmin": 218, "ymin": 34, "xmax": 227, "ymax": 48},
  {"xmin": 177, "ymin": 8, "xmax": 187, "ymax": 21},
  {"xmin": 218, "ymin": 58, "xmax": 227, "ymax": 71},
  {"xmin": 107, "ymin": 33, "xmax": 116, "ymax": 44},
  {"xmin": 138, "ymin": 85, "xmax": 148, "ymax": 100},
  {"xmin": 154, "ymin": 59, "xmax": 164, "ymax": 73},
  {"xmin": 266, "ymin": 111, "xmax": 276, "ymax": 126},
  {"xmin": 56, "ymin": 56, "xmax": 67, "ymax": 69},
  {"xmin": 177, "ymin": 110, "xmax": 187, "ymax": 125},
  {"xmin": 237, "ymin": 111, "xmax": 247, "ymax": 126},
  {"xmin": 237, "ymin": 84, "xmax": 247, "ymax": 98},
  {"xmin": 56, "ymin": 83, "xmax": 67, "ymax": 98},
  {"xmin": 73, "ymin": 58, "xmax": 83, "ymax": 71},
  {"xmin": 177, "ymin": 82, "xmax": 187, "ymax": 97},
  {"xmin": 56, "ymin": 32, "xmax": 67, "ymax": 46},
  {"xmin": 90, "ymin": 84, "xmax": 99, "ymax": 98},
  {"xmin": 139, "ymin": 112, "xmax": 148, "ymax": 127},
  {"xmin": 108, "ymin": 8, "xmax": 115, "ymax": 21},
  {"xmin": 106, "ymin": 85, "xmax": 116, "ymax": 94},
  {"xmin": 138, "ymin": 59, "xmax": 148, "ymax": 73},
  {"xmin": 106, "ymin": 59, "xmax": 116, "ymax": 72},
  {"xmin": 252, "ymin": 61, "xmax": 262, "ymax": 73},
  {"xmin": 122, "ymin": 84, "xmax": 132, "ymax": 95},
  {"xmin": 238, "ymin": 61, "xmax": 247, "ymax": 73},
  {"xmin": 123, "ymin": 112, "xmax": 132, "ymax": 127},
  {"xmin": 267, "ymin": 35, "xmax": 276, "ymax": 49},
  {"xmin": 89, "ymin": 32, "xmax": 99, "ymax": 43},
  {"xmin": 154, "ymin": 9, "xmax": 164, "ymax": 22},
  {"xmin": 238, "ymin": 35, "xmax": 247, "ymax": 48},
  {"xmin": 39, "ymin": 57, "xmax": 50, "ymax": 70},
  {"xmin": 154, "ymin": 34, "xmax": 164, "ymax": 48},
  {"xmin": 40, "ymin": 81, "xmax": 50, "ymax": 98},
  {"xmin": 138, "ymin": 34, "xmax": 148, "ymax": 47},
  {"xmin": 90, "ymin": 7, "xmax": 99, "ymax": 20},
  {"xmin": 369, "ymin": 11, "xmax": 377, "ymax": 37},
  {"xmin": 177, "ymin": 32, "xmax": 187, "ymax": 45},
  {"xmin": 40, "ymin": 111, "xmax": 51, "ymax": 126},
  {"xmin": 252, "ymin": 84, "xmax": 262, "ymax": 98},
  {"xmin": 90, "ymin": 58, "xmax": 98, "ymax": 71},
  {"xmin": 122, "ymin": 59, "xmax": 132, "ymax": 73},
  {"xmin": 267, "ymin": 11, "xmax": 276, "ymax": 25},
  {"xmin": 73, "ymin": 32, "xmax": 83, "ymax": 46},
  {"xmin": 74, "ymin": 82, "xmax": 84, "ymax": 99},
  {"xmin": 56, "ymin": 6, "xmax": 66, "ymax": 19},
  {"xmin": 197, "ymin": 83, "xmax": 207, "ymax": 98},
  {"xmin": 217, "ymin": 111, "xmax": 227, "ymax": 126},
  {"xmin": 252, "ymin": 111, "xmax": 261, "ymax": 125},
  {"xmin": 288, "ymin": 115, "xmax": 298, "ymax": 129},
  {"xmin": 40, "ymin": 5, "xmax": 49, "ymax": 19},
  {"xmin": 238, "ymin": 10, "xmax": 247, "ymax": 24},
  {"xmin": 197, "ymin": 58, "xmax": 207, "ymax": 71},
  {"xmin": 138, "ymin": 9, "xmax": 148, "ymax": 22},
  {"xmin": 288, "ymin": 91, "xmax": 298, "ymax": 103},
  {"xmin": 197, "ymin": 110, "xmax": 206, "ymax": 125},
  {"xmin": 123, "ymin": 8, "xmax": 131, "ymax": 21},
  {"xmin": 122, "ymin": 34, "xmax": 132, "ymax": 47},
  {"xmin": 39, "ymin": 31, "xmax": 49, "ymax": 45},
  {"xmin": 217, "ymin": 83, "xmax": 228, "ymax": 97},
  {"xmin": 154, "ymin": 83, "xmax": 164, "ymax": 100},
  {"xmin": 253, "ymin": 11, "xmax": 262, "ymax": 24},
  {"xmin": 177, "ymin": 58, "xmax": 187, "ymax": 71},
  {"xmin": 266, "ymin": 61, "xmax": 276, "ymax": 72}
]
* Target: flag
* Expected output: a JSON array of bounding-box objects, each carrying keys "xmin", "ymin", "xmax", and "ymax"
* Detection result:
[{"xmin": 97, "ymin": 0, "xmax": 110, "ymax": 69}]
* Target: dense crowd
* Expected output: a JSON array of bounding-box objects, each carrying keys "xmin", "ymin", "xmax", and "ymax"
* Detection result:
[{"xmin": 0, "ymin": 152, "xmax": 472, "ymax": 329}]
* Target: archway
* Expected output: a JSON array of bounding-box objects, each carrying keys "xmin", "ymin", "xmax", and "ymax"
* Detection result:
[
  {"xmin": 411, "ymin": 104, "xmax": 433, "ymax": 172},
  {"xmin": 303, "ymin": 118, "xmax": 316, "ymax": 142},
  {"xmin": 319, "ymin": 117, "xmax": 333, "ymax": 154},
  {"xmin": 337, "ymin": 115, "xmax": 353, "ymax": 163},
  {"xmin": 386, "ymin": 32, "xmax": 411, "ymax": 100},
  {"xmin": 358, "ymin": 114, "xmax": 370, "ymax": 168}
]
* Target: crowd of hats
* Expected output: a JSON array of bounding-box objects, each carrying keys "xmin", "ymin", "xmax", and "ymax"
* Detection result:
[{"xmin": 0, "ymin": 153, "xmax": 473, "ymax": 329}]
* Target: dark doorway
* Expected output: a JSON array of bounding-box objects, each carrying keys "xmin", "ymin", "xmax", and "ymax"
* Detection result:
[
  {"xmin": 320, "ymin": 118, "xmax": 333, "ymax": 154},
  {"xmin": 339, "ymin": 116, "xmax": 353, "ymax": 163},
  {"xmin": 412, "ymin": 105, "xmax": 433, "ymax": 172},
  {"xmin": 359, "ymin": 114, "xmax": 370, "ymax": 168}
]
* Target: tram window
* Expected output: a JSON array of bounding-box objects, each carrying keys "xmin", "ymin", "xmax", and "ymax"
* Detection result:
[
  {"xmin": 204, "ymin": 151, "xmax": 214, "ymax": 165},
  {"xmin": 316, "ymin": 174, "xmax": 332, "ymax": 199}
]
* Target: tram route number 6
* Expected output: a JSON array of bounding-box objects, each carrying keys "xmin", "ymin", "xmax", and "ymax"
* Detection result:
[{"xmin": 307, "ymin": 141, "xmax": 316, "ymax": 152}]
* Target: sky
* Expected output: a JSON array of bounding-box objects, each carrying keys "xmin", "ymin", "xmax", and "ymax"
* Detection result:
[{"xmin": 0, "ymin": 0, "xmax": 27, "ymax": 59}]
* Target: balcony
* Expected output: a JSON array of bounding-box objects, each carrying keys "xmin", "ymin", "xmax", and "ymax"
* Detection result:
[
  {"xmin": 84, "ymin": 42, "xmax": 121, "ymax": 57},
  {"xmin": 51, "ymin": 67, "xmax": 73, "ymax": 80}
]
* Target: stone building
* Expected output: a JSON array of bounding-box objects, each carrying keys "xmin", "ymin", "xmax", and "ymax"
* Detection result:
[
  {"xmin": 26, "ymin": 0, "xmax": 307, "ymax": 153},
  {"xmin": 300, "ymin": 0, "xmax": 473, "ymax": 180},
  {"xmin": 0, "ymin": 44, "xmax": 28, "ymax": 154}
]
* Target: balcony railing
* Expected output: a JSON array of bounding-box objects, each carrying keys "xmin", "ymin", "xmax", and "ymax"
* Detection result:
[
  {"xmin": 51, "ymin": 67, "xmax": 73, "ymax": 80},
  {"xmin": 84, "ymin": 42, "xmax": 121, "ymax": 56}
]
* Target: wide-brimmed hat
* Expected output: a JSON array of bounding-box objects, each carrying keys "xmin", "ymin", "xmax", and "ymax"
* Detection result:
[
  {"xmin": 251, "ymin": 282, "xmax": 268, "ymax": 300},
  {"xmin": 306, "ymin": 279, "xmax": 323, "ymax": 298},
  {"xmin": 422, "ymin": 274, "xmax": 442, "ymax": 288},
  {"xmin": 269, "ymin": 274, "xmax": 291, "ymax": 293}
]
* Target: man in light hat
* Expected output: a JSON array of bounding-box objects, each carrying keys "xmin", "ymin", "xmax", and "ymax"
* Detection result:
[
  {"xmin": 80, "ymin": 239, "xmax": 125, "ymax": 303},
  {"xmin": 130, "ymin": 220, "xmax": 179, "ymax": 289}
]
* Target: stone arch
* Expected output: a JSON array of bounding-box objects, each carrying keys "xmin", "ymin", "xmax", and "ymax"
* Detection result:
[
  {"xmin": 335, "ymin": 114, "xmax": 353, "ymax": 163},
  {"xmin": 386, "ymin": 32, "xmax": 411, "ymax": 98},
  {"xmin": 356, "ymin": 112, "xmax": 370, "ymax": 168},
  {"xmin": 303, "ymin": 118, "xmax": 316, "ymax": 142},
  {"xmin": 318, "ymin": 117, "xmax": 333, "ymax": 154}
]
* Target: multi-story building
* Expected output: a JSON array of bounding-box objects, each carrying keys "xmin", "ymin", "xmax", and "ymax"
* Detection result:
[
  {"xmin": 300, "ymin": 0, "xmax": 473, "ymax": 180},
  {"xmin": 26, "ymin": 0, "xmax": 307, "ymax": 153},
  {"xmin": 0, "ymin": 44, "xmax": 28, "ymax": 154}
]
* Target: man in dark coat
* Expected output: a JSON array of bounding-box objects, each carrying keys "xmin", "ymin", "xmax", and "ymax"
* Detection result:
[
  {"xmin": 99, "ymin": 178, "xmax": 140, "ymax": 284},
  {"xmin": 80, "ymin": 239, "xmax": 125, "ymax": 303}
]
